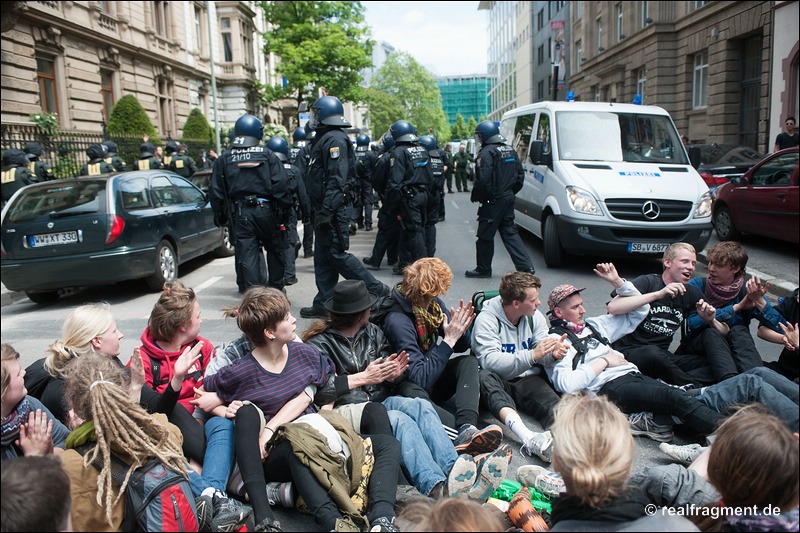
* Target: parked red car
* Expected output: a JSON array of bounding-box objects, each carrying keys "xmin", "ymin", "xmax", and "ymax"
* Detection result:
[{"xmin": 711, "ymin": 147, "xmax": 798, "ymax": 244}]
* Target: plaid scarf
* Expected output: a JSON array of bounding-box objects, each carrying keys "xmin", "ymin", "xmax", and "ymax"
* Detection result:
[
  {"xmin": 704, "ymin": 276, "xmax": 744, "ymax": 308},
  {"xmin": 413, "ymin": 301, "xmax": 444, "ymax": 352}
]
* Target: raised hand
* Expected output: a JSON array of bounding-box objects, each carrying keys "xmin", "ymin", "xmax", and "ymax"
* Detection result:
[
  {"xmin": 779, "ymin": 322, "xmax": 799, "ymax": 351},
  {"xmin": 383, "ymin": 350, "xmax": 409, "ymax": 380},
  {"xmin": 18, "ymin": 409, "xmax": 54, "ymax": 456},
  {"xmin": 593, "ymin": 262, "xmax": 623, "ymax": 287},
  {"xmin": 129, "ymin": 346, "xmax": 145, "ymax": 401},
  {"xmin": 696, "ymin": 299, "xmax": 717, "ymax": 323},
  {"xmin": 660, "ymin": 282, "xmax": 687, "ymax": 299},
  {"xmin": 443, "ymin": 300, "xmax": 476, "ymax": 346},
  {"xmin": 174, "ymin": 341, "xmax": 205, "ymax": 381}
]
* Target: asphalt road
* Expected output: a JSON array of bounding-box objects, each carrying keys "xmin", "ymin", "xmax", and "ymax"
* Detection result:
[{"xmin": 1, "ymin": 190, "xmax": 797, "ymax": 530}]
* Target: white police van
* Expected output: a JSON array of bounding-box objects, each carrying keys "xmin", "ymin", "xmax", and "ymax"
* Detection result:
[{"xmin": 499, "ymin": 101, "xmax": 713, "ymax": 267}]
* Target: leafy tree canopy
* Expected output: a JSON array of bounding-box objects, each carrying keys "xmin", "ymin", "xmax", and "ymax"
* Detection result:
[
  {"xmin": 364, "ymin": 87, "xmax": 404, "ymax": 141},
  {"xmin": 181, "ymin": 108, "xmax": 213, "ymax": 143},
  {"xmin": 107, "ymin": 95, "xmax": 160, "ymax": 144},
  {"xmin": 370, "ymin": 51, "xmax": 450, "ymax": 143},
  {"xmin": 258, "ymin": 1, "xmax": 373, "ymax": 107},
  {"xmin": 451, "ymin": 113, "xmax": 469, "ymax": 141}
]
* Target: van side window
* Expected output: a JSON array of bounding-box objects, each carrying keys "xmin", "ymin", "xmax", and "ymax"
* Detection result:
[
  {"xmin": 512, "ymin": 114, "xmax": 536, "ymax": 161},
  {"xmin": 537, "ymin": 114, "xmax": 551, "ymax": 154}
]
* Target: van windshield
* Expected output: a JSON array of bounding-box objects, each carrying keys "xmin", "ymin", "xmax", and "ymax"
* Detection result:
[{"xmin": 555, "ymin": 111, "xmax": 689, "ymax": 165}]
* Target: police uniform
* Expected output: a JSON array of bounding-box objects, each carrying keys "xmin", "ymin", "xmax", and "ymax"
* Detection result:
[
  {"xmin": 385, "ymin": 142, "xmax": 432, "ymax": 269},
  {"xmin": 355, "ymin": 145, "xmax": 378, "ymax": 230},
  {"xmin": 210, "ymin": 145, "xmax": 291, "ymax": 291},
  {"xmin": 102, "ymin": 141, "xmax": 127, "ymax": 172},
  {"xmin": 80, "ymin": 144, "xmax": 115, "ymax": 176},
  {"xmin": 281, "ymin": 159, "xmax": 311, "ymax": 285},
  {"xmin": 294, "ymin": 141, "xmax": 314, "ymax": 257},
  {"xmin": 424, "ymin": 147, "xmax": 446, "ymax": 256},
  {"xmin": 304, "ymin": 126, "xmax": 387, "ymax": 313},
  {"xmin": 452, "ymin": 148, "xmax": 473, "ymax": 192},
  {"xmin": 1, "ymin": 149, "xmax": 34, "ymax": 205},
  {"xmin": 363, "ymin": 151, "xmax": 400, "ymax": 269},
  {"xmin": 469, "ymin": 141, "xmax": 534, "ymax": 275},
  {"xmin": 168, "ymin": 152, "xmax": 199, "ymax": 178},
  {"xmin": 24, "ymin": 143, "xmax": 55, "ymax": 182},
  {"xmin": 134, "ymin": 143, "xmax": 162, "ymax": 171}
]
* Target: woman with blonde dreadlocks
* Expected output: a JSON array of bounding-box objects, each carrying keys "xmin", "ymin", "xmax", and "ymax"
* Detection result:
[{"xmin": 58, "ymin": 352, "xmax": 195, "ymax": 532}]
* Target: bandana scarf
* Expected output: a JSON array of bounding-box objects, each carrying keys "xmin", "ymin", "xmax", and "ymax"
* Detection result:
[
  {"xmin": 550, "ymin": 318, "xmax": 586, "ymax": 335},
  {"xmin": 413, "ymin": 302, "xmax": 444, "ymax": 352},
  {"xmin": 704, "ymin": 276, "xmax": 744, "ymax": 308},
  {"xmin": 1, "ymin": 397, "xmax": 32, "ymax": 447}
]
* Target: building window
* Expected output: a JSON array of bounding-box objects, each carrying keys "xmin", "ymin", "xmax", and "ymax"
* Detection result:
[
  {"xmin": 221, "ymin": 17, "xmax": 233, "ymax": 62},
  {"xmin": 597, "ymin": 18, "xmax": 603, "ymax": 50},
  {"xmin": 537, "ymin": 9, "xmax": 544, "ymax": 31},
  {"xmin": 640, "ymin": 1, "xmax": 649, "ymax": 28},
  {"xmin": 194, "ymin": 6, "xmax": 204, "ymax": 53},
  {"xmin": 692, "ymin": 51, "xmax": 708, "ymax": 109},
  {"xmin": 538, "ymin": 45, "xmax": 544, "ymax": 65},
  {"xmin": 576, "ymin": 41, "xmax": 582, "ymax": 71},
  {"xmin": 575, "ymin": 1, "xmax": 582, "ymax": 19},
  {"xmin": 690, "ymin": 1, "xmax": 707, "ymax": 11},
  {"xmin": 100, "ymin": 70, "xmax": 115, "ymax": 123},
  {"xmin": 36, "ymin": 55, "xmax": 59, "ymax": 115},
  {"xmin": 158, "ymin": 77, "xmax": 173, "ymax": 136},
  {"xmin": 99, "ymin": 1, "xmax": 112, "ymax": 13},
  {"xmin": 537, "ymin": 80, "xmax": 544, "ymax": 100},
  {"xmin": 241, "ymin": 20, "xmax": 253, "ymax": 67},
  {"xmin": 153, "ymin": 1, "xmax": 170, "ymax": 38},
  {"xmin": 594, "ymin": 85, "xmax": 600, "ymax": 102},
  {"xmin": 637, "ymin": 67, "xmax": 647, "ymax": 104},
  {"xmin": 616, "ymin": 4, "xmax": 624, "ymax": 41}
]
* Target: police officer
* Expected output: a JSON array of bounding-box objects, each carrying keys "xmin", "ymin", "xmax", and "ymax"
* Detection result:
[
  {"xmin": 295, "ymin": 122, "xmax": 316, "ymax": 258},
  {"xmin": 452, "ymin": 144, "xmax": 473, "ymax": 192},
  {"xmin": 354, "ymin": 133, "xmax": 378, "ymax": 231},
  {"xmin": 24, "ymin": 142, "xmax": 55, "ymax": 182},
  {"xmin": 289, "ymin": 127, "xmax": 307, "ymax": 166},
  {"xmin": 79, "ymin": 143, "xmax": 115, "ymax": 176},
  {"xmin": 385, "ymin": 119, "xmax": 432, "ymax": 273},
  {"xmin": 210, "ymin": 114, "xmax": 292, "ymax": 292},
  {"xmin": 1, "ymin": 149, "xmax": 33, "ymax": 205},
  {"xmin": 133, "ymin": 142, "xmax": 162, "ymax": 170},
  {"xmin": 102, "ymin": 141, "xmax": 127, "ymax": 172},
  {"xmin": 267, "ymin": 135, "xmax": 310, "ymax": 286},
  {"xmin": 299, "ymin": 95, "xmax": 389, "ymax": 318},
  {"xmin": 419, "ymin": 135, "xmax": 445, "ymax": 257},
  {"xmin": 162, "ymin": 140, "xmax": 179, "ymax": 168},
  {"xmin": 168, "ymin": 144, "xmax": 198, "ymax": 178},
  {"xmin": 465, "ymin": 120, "xmax": 536, "ymax": 278},
  {"xmin": 362, "ymin": 133, "xmax": 399, "ymax": 270}
]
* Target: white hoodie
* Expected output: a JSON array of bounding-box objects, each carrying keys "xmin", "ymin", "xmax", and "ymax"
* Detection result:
[
  {"xmin": 471, "ymin": 295, "xmax": 552, "ymax": 380},
  {"xmin": 542, "ymin": 280, "xmax": 649, "ymax": 394}
]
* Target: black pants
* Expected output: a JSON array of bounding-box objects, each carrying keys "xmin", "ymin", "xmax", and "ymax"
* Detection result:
[
  {"xmin": 234, "ymin": 204, "xmax": 287, "ymax": 290},
  {"xmin": 479, "ymin": 369, "xmax": 560, "ymax": 429},
  {"xmin": 475, "ymin": 196, "xmax": 534, "ymax": 273},
  {"xmin": 368, "ymin": 207, "xmax": 399, "ymax": 266},
  {"xmin": 675, "ymin": 325, "xmax": 763, "ymax": 384},
  {"xmin": 599, "ymin": 372, "xmax": 724, "ymax": 436},
  {"xmin": 621, "ymin": 344, "xmax": 702, "ymax": 387},
  {"xmin": 424, "ymin": 190, "xmax": 441, "ymax": 257},
  {"xmin": 397, "ymin": 190, "xmax": 428, "ymax": 269},
  {"xmin": 234, "ymin": 404, "xmax": 399, "ymax": 530},
  {"xmin": 282, "ymin": 209, "xmax": 300, "ymax": 280}
]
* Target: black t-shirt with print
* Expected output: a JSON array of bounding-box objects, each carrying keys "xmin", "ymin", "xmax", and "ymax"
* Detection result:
[{"xmin": 612, "ymin": 273, "xmax": 704, "ymax": 351}]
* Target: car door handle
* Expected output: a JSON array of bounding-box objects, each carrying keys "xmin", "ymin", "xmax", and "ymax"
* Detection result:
[{"xmin": 777, "ymin": 192, "xmax": 786, "ymax": 199}]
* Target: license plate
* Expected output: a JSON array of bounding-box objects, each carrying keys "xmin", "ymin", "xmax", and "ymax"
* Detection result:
[
  {"xmin": 628, "ymin": 242, "xmax": 668, "ymax": 253},
  {"xmin": 28, "ymin": 231, "xmax": 79, "ymax": 247}
]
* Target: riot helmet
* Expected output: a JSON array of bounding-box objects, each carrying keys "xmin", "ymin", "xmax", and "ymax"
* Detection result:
[
  {"xmin": 139, "ymin": 142, "xmax": 155, "ymax": 157},
  {"xmin": 103, "ymin": 141, "xmax": 119, "ymax": 155},
  {"xmin": 419, "ymin": 135, "xmax": 437, "ymax": 151},
  {"xmin": 87, "ymin": 143, "xmax": 106, "ymax": 161},
  {"xmin": 292, "ymin": 127, "xmax": 307, "ymax": 144},
  {"xmin": 24, "ymin": 142, "xmax": 43, "ymax": 159},
  {"xmin": 356, "ymin": 134, "xmax": 371, "ymax": 147},
  {"xmin": 389, "ymin": 120, "xmax": 418, "ymax": 143},
  {"xmin": 309, "ymin": 96, "xmax": 351, "ymax": 129},
  {"xmin": 232, "ymin": 114, "xmax": 264, "ymax": 148},
  {"xmin": 3, "ymin": 148, "xmax": 29, "ymax": 168},
  {"xmin": 266, "ymin": 136, "xmax": 290, "ymax": 163},
  {"xmin": 381, "ymin": 133, "xmax": 395, "ymax": 151},
  {"xmin": 165, "ymin": 140, "xmax": 179, "ymax": 154},
  {"xmin": 474, "ymin": 120, "xmax": 505, "ymax": 146}
]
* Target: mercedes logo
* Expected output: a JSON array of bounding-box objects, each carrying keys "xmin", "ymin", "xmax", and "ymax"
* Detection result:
[{"xmin": 642, "ymin": 200, "xmax": 660, "ymax": 220}]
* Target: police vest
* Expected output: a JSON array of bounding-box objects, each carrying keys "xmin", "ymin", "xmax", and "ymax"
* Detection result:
[
  {"xmin": 223, "ymin": 146, "xmax": 289, "ymax": 205},
  {"xmin": 163, "ymin": 154, "xmax": 173, "ymax": 166}
]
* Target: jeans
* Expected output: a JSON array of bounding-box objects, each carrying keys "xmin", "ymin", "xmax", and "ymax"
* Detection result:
[
  {"xmin": 696, "ymin": 367, "xmax": 799, "ymax": 432},
  {"xmin": 188, "ymin": 416, "xmax": 235, "ymax": 497},
  {"xmin": 383, "ymin": 395, "xmax": 458, "ymax": 496}
]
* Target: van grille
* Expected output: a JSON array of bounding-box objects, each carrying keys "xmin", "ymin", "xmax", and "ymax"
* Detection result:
[{"xmin": 605, "ymin": 199, "xmax": 693, "ymax": 222}]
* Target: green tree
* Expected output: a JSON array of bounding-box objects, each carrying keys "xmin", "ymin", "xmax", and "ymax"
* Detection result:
[
  {"xmin": 364, "ymin": 87, "xmax": 404, "ymax": 140},
  {"xmin": 106, "ymin": 95, "xmax": 160, "ymax": 144},
  {"xmin": 258, "ymin": 1, "xmax": 373, "ymax": 108},
  {"xmin": 181, "ymin": 108, "xmax": 213, "ymax": 142},
  {"xmin": 466, "ymin": 117, "xmax": 478, "ymax": 138},
  {"xmin": 370, "ymin": 51, "xmax": 449, "ymax": 141},
  {"xmin": 263, "ymin": 123, "xmax": 289, "ymax": 142},
  {"xmin": 451, "ymin": 113, "xmax": 469, "ymax": 141}
]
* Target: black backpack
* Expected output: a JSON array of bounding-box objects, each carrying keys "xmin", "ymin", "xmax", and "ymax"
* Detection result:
[
  {"xmin": 369, "ymin": 294, "xmax": 405, "ymax": 329},
  {"xmin": 548, "ymin": 321, "xmax": 610, "ymax": 370}
]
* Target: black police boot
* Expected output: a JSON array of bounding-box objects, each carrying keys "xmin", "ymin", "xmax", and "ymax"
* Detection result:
[
  {"xmin": 465, "ymin": 268, "xmax": 492, "ymax": 279},
  {"xmin": 519, "ymin": 267, "xmax": 536, "ymax": 275},
  {"xmin": 392, "ymin": 265, "xmax": 404, "ymax": 276},
  {"xmin": 303, "ymin": 249, "xmax": 313, "ymax": 259},
  {"xmin": 365, "ymin": 225, "xmax": 373, "ymax": 231},
  {"xmin": 284, "ymin": 276, "xmax": 298, "ymax": 286},
  {"xmin": 300, "ymin": 306, "xmax": 328, "ymax": 319},
  {"xmin": 362, "ymin": 256, "xmax": 380, "ymax": 270}
]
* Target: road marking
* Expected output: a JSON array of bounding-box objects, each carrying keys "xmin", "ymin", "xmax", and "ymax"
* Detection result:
[{"xmin": 194, "ymin": 276, "xmax": 223, "ymax": 293}]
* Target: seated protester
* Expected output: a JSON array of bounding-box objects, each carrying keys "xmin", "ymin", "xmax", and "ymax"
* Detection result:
[
  {"xmin": 759, "ymin": 288, "xmax": 799, "ymax": 381},
  {"xmin": 134, "ymin": 142, "xmax": 162, "ymax": 170},
  {"xmin": 24, "ymin": 303, "xmax": 206, "ymax": 464},
  {"xmin": 548, "ymin": 394, "xmax": 698, "ymax": 532},
  {"xmin": 610, "ymin": 242, "xmax": 728, "ymax": 387},
  {"xmin": 101, "ymin": 140, "xmax": 127, "ymax": 172},
  {"xmin": 690, "ymin": 405, "xmax": 799, "ymax": 531},
  {"xmin": 381, "ymin": 257, "xmax": 504, "ymax": 455},
  {"xmin": 541, "ymin": 263, "xmax": 724, "ymax": 441},
  {"xmin": 200, "ymin": 287, "xmax": 402, "ymax": 532},
  {"xmin": 2, "ymin": 344, "xmax": 69, "ymax": 459},
  {"xmin": 471, "ymin": 271, "xmax": 569, "ymax": 462},
  {"xmin": 1, "ymin": 455, "xmax": 72, "ymax": 532},
  {"xmin": 58, "ymin": 353, "xmax": 195, "ymax": 532},
  {"xmin": 679, "ymin": 242, "xmax": 772, "ymax": 382},
  {"xmin": 79, "ymin": 143, "xmax": 114, "ymax": 176},
  {"xmin": 303, "ymin": 280, "xmax": 493, "ymax": 501}
]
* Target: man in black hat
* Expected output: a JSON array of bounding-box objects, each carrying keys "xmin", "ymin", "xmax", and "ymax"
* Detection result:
[
  {"xmin": 24, "ymin": 142, "xmax": 55, "ymax": 182},
  {"xmin": 102, "ymin": 141, "xmax": 127, "ymax": 172},
  {"xmin": 134, "ymin": 142, "xmax": 162, "ymax": 170},
  {"xmin": 79, "ymin": 144, "xmax": 114, "ymax": 176}
]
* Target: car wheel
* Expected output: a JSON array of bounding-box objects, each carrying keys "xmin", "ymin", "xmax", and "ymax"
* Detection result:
[
  {"xmin": 25, "ymin": 291, "xmax": 59, "ymax": 304},
  {"xmin": 146, "ymin": 240, "xmax": 177, "ymax": 291},
  {"xmin": 543, "ymin": 215, "xmax": 564, "ymax": 268},
  {"xmin": 214, "ymin": 227, "xmax": 235, "ymax": 258},
  {"xmin": 713, "ymin": 206, "xmax": 740, "ymax": 241}
]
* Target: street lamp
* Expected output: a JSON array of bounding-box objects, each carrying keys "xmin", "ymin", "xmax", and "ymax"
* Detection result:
[{"xmin": 552, "ymin": 39, "xmax": 563, "ymax": 101}]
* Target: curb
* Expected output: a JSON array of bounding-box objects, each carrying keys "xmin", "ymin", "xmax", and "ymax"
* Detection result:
[{"xmin": 696, "ymin": 251, "xmax": 795, "ymax": 301}]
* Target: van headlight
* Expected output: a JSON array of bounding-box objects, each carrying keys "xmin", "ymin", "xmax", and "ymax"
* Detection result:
[
  {"xmin": 694, "ymin": 190, "xmax": 712, "ymax": 219},
  {"xmin": 566, "ymin": 186, "xmax": 601, "ymax": 215}
]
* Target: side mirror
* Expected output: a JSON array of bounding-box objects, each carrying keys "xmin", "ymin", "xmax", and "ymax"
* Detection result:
[
  {"xmin": 689, "ymin": 146, "xmax": 702, "ymax": 169},
  {"xmin": 529, "ymin": 140, "xmax": 552, "ymax": 167}
]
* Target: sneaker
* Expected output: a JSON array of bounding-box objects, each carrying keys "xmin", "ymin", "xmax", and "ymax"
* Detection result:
[
  {"xmin": 454, "ymin": 424, "xmax": 504, "ymax": 456},
  {"xmin": 628, "ymin": 411, "xmax": 674, "ymax": 442},
  {"xmin": 517, "ymin": 464, "xmax": 564, "ymax": 498},
  {"xmin": 520, "ymin": 431, "xmax": 553, "ymax": 463},
  {"xmin": 446, "ymin": 454, "xmax": 478, "ymax": 498},
  {"xmin": 266, "ymin": 481, "xmax": 296, "ymax": 508},
  {"xmin": 369, "ymin": 516, "xmax": 399, "ymax": 532},
  {"xmin": 468, "ymin": 447, "xmax": 509, "ymax": 501},
  {"xmin": 195, "ymin": 494, "xmax": 213, "ymax": 532},
  {"xmin": 253, "ymin": 518, "xmax": 282, "ymax": 532},
  {"xmin": 659, "ymin": 442, "xmax": 707, "ymax": 465},
  {"xmin": 300, "ymin": 306, "xmax": 328, "ymax": 319},
  {"xmin": 211, "ymin": 493, "xmax": 252, "ymax": 532}
]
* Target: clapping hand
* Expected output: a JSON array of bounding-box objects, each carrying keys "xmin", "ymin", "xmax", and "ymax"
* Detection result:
[
  {"xmin": 18, "ymin": 409, "xmax": 54, "ymax": 457},
  {"xmin": 443, "ymin": 300, "xmax": 476, "ymax": 346},
  {"xmin": 779, "ymin": 322, "xmax": 799, "ymax": 351},
  {"xmin": 129, "ymin": 346, "xmax": 145, "ymax": 402},
  {"xmin": 696, "ymin": 299, "xmax": 717, "ymax": 323}
]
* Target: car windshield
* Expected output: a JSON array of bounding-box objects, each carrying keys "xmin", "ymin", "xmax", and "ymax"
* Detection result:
[
  {"xmin": 555, "ymin": 110, "xmax": 689, "ymax": 164},
  {"xmin": 5, "ymin": 180, "xmax": 106, "ymax": 223},
  {"xmin": 696, "ymin": 144, "xmax": 764, "ymax": 166}
]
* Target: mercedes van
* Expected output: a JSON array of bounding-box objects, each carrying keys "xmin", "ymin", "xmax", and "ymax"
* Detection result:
[{"xmin": 499, "ymin": 101, "xmax": 713, "ymax": 267}]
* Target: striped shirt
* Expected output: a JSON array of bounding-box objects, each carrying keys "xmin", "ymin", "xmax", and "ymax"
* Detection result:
[{"xmin": 203, "ymin": 341, "xmax": 334, "ymax": 421}]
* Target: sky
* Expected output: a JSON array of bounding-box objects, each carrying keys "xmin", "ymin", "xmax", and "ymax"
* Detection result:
[{"xmin": 362, "ymin": 1, "xmax": 488, "ymax": 76}]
